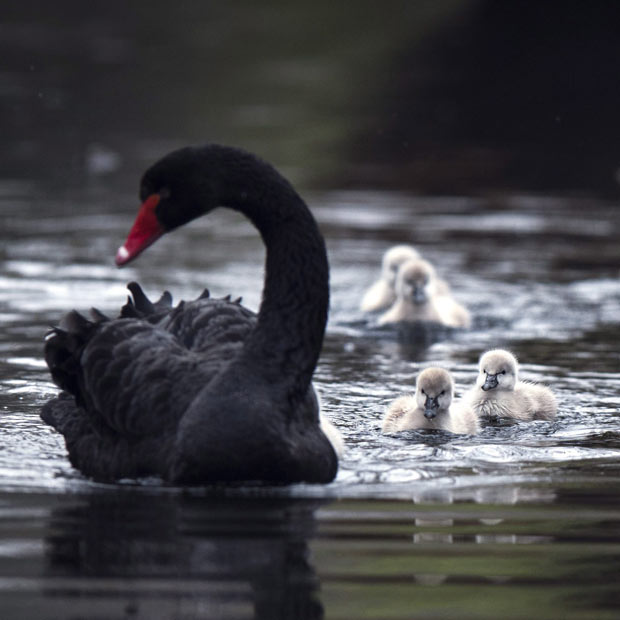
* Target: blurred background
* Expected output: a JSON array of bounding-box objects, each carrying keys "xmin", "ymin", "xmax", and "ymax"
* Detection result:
[{"xmin": 3, "ymin": 0, "xmax": 620, "ymax": 196}]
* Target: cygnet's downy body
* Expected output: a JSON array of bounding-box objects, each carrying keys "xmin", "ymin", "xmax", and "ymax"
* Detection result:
[
  {"xmin": 463, "ymin": 349, "xmax": 557, "ymax": 422},
  {"xmin": 360, "ymin": 245, "xmax": 420, "ymax": 312},
  {"xmin": 378, "ymin": 258, "xmax": 470, "ymax": 328},
  {"xmin": 382, "ymin": 367, "xmax": 479, "ymax": 435}
]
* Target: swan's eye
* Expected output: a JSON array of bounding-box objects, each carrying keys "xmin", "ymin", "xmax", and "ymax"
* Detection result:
[
  {"xmin": 158, "ymin": 186, "xmax": 171, "ymax": 200},
  {"xmin": 483, "ymin": 368, "xmax": 487, "ymax": 374},
  {"xmin": 501, "ymin": 370, "xmax": 506, "ymax": 375},
  {"xmin": 421, "ymin": 389, "xmax": 426, "ymax": 395},
  {"xmin": 440, "ymin": 390, "xmax": 445, "ymax": 396}
]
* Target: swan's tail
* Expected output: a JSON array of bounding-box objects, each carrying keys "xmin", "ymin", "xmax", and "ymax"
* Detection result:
[
  {"xmin": 42, "ymin": 308, "xmax": 108, "ymax": 440},
  {"xmin": 44, "ymin": 309, "xmax": 105, "ymax": 398},
  {"xmin": 40, "ymin": 391, "xmax": 90, "ymax": 441},
  {"xmin": 44, "ymin": 282, "xmax": 173, "ymax": 401}
]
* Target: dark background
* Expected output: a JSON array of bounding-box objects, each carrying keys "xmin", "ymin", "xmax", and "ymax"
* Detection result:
[{"xmin": 2, "ymin": 0, "xmax": 620, "ymax": 197}]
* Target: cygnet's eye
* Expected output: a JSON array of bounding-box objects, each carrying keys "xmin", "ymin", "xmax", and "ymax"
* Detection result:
[
  {"xmin": 421, "ymin": 389, "xmax": 426, "ymax": 395},
  {"xmin": 440, "ymin": 390, "xmax": 445, "ymax": 396},
  {"xmin": 501, "ymin": 370, "xmax": 506, "ymax": 375},
  {"xmin": 483, "ymin": 368, "xmax": 487, "ymax": 374}
]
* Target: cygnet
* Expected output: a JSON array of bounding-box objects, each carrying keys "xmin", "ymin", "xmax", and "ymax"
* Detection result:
[
  {"xmin": 463, "ymin": 349, "xmax": 557, "ymax": 421},
  {"xmin": 360, "ymin": 245, "xmax": 420, "ymax": 312},
  {"xmin": 378, "ymin": 258, "xmax": 470, "ymax": 328},
  {"xmin": 382, "ymin": 367, "xmax": 479, "ymax": 434}
]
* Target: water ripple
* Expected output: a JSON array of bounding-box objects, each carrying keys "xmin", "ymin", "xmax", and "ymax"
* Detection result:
[{"xmin": 1, "ymin": 191, "xmax": 620, "ymax": 499}]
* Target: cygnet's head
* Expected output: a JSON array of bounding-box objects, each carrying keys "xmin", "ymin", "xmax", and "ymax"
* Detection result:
[
  {"xmin": 381, "ymin": 245, "xmax": 420, "ymax": 287},
  {"xmin": 395, "ymin": 258, "xmax": 437, "ymax": 305},
  {"xmin": 476, "ymin": 349, "xmax": 518, "ymax": 392},
  {"xmin": 415, "ymin": 367, "xmax": 454, "ymax": 420}
]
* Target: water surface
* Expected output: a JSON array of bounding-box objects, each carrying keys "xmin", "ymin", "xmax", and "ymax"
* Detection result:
[{"xmin": 2, "ymin": 184, "xmax": 620, "ymax": 618}]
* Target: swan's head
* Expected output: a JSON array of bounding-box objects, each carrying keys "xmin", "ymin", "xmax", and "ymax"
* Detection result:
[
  {"xmin": 381, "ymin": 245, "xmax": 420, "ymax": 287},
  {"xmin": 116, "ymin": 146, "xmax": 226, "ymax": 266},
  {"xmin": 395, "ymin": 258, "xmax": 437, "ymax": 305},
  {"xmin": 477, "ymin": 349, "xmax": 518, "ymax": 392},
  {"xmin": 415, "ymin": 367, "xmax": 454, "ymax": 420}
]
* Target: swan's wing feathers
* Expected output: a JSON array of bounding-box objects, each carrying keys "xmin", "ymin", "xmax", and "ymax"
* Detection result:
[
  {"xmin": 159, "ymin": 296, "xmax": 256, "ymax": 354},
  {"xmin": 79, "ymin": 319, "xmax": 211, "ymax": 437},
  {"xmin": 44, "ymin": 310, "xmax": 214, "ymax": 438},
  {"xmin": 118, "ymin": 284, "xmax": 252, "ymax": 356},
  {"xmin": 41, "ymin": 391, "xmax": 92, "ymax": 441},
  {"xmin": 120, "ymin": 282, "xmax": 173, "ymax": 322},
  {"xmin": 58, "ymin": 309, "xmax": 93, "ymax": 333},
  {"xmin": 157, "ymin": 290, "xmax": 173, "ymax": 307},
  {"xmin": 127, "ymin": 281, "xmax": 154, "ymax": 313},
  {"xmin": 89, "ymin": 307, "xmax": 109, "ymax": 322},
  {"xmin": 41, "ymin": 390, "xmax": 174, "ymax": 481},
  {"xmin": 44, "ymin": 286, "xmax": 257, "ymax": 449}
]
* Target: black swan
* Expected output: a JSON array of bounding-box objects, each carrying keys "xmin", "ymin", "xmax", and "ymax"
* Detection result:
[{"xmin": 41, "ymin": 144, "xmax": 339, "ymax": 484}]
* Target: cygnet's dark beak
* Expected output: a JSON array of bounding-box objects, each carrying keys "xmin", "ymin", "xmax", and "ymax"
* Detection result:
[
  {"xmin": 482, "ymin": 373, "xmax": 499, "ymax": 391},
  {"xmin": 424, "ymin": 395, "xmax": 440, "ymax": 419},
  {"xmin": 412, "ymin": 286, "xmax": 427, "ymax": 305}
]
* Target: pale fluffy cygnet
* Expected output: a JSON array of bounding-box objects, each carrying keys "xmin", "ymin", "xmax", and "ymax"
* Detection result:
[
  {"xmin": 360, "ymin": 245, "xmax": 420, "ymax": 312},
  {"xmin": 463, "ymin": 349, "xmax": 557, "ymax": 422},
  {"xmin": 382, "ymin": 367, "xmax": 479, "ymax": 435},
  {"xmin": 378, "ymin": 258, "xmax": 470, "ymax": 328}
]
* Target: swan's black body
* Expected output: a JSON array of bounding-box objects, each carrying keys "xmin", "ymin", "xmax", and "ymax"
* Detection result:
[{"xmin": 41, "ymin": 145, "xmax": 337, "ymax": 484}]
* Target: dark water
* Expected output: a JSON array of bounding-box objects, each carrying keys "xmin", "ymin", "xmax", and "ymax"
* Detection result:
[{"xmin": 2, "ymin": 2, "xmax": 620, "ymax": 619}]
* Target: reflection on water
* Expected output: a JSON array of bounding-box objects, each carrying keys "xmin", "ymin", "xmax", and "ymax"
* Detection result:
[
  {"xmin": 1, "ymin": 483, "xmax": 619, "ymax": 620},
  {"xmin": 317, "ymin": 483, "xmax": 620, "ymax": 619},
  {"xmin": 0, "ymin": 491, "xmax": 325, "ymax": 620}
]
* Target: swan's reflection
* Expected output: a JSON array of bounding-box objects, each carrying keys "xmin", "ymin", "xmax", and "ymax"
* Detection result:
[
  {"xmin": 412, "ymin": 489, "xmax": 454, "ymax": 546},
  {"xmin": 44, "ymin": 490, "xmax": 327, "ymax": 620},
  {"xmin": 410, "ymin": 485, "xmax": 556, "ymax": 585}
]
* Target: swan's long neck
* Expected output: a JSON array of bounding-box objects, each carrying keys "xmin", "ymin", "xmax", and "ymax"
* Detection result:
[{"xmin": 217, "ymin": 156, "xmax": 329, "ymax": 402}]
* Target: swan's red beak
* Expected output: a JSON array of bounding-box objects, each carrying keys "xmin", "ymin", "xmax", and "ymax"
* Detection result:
[{"xmin": 115, "ymin": 194, "xmax": 165, "ymax": 266}]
